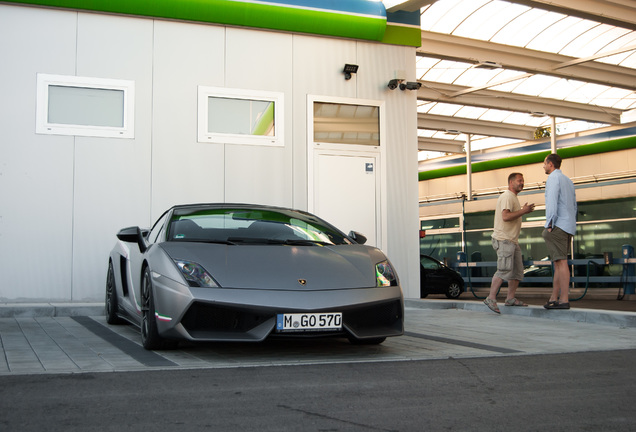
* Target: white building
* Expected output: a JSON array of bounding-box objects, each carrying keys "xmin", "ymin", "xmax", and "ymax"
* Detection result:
[{"xmin": 0, "ymin": 1, "xmax": 422, "ymax": 302}]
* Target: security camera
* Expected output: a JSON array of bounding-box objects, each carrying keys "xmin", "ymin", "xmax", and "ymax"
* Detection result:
[
  {"xmin": 400, "ymin": 81, "xmax": 422, "ymax": 91},
  {"xmin": 387, "ymin": 79, "xmax": 403, "ymax": 90}
]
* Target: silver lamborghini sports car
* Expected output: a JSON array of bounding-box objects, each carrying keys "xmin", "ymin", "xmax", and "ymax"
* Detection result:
[{"xmin": 106, "ymin": 203, "xmax": 404, "ymax": 349}]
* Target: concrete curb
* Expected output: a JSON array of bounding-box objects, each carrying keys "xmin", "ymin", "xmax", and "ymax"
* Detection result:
[
  {"xmin": 405, "ymin": 299, "xmax": 636, "ymax": 328},
  {"xmin": 2, "ymin": 300, "xmax": 636, "ymax": 329},
  {"xmin": 0, "ymin": 303, "xmax": 104, "ymax": 318}
]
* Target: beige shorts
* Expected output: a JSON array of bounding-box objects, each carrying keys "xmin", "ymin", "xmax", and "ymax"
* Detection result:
[
  {"xmin": 492, "ymin": 238, "xmax": 524, "ymax": 281},
  {"xmin": 542, "ymin": 227, "xmax": 572, "ymax": 261}
]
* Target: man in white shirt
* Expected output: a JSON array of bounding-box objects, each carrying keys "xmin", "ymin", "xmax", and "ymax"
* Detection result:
[
  {"xmin": 542, "ymin": 153, "xmax": 577, "ymax": 310},
  {"xmin": 483, "ymin": 173, "xmax": 535, "ymax": 314}
]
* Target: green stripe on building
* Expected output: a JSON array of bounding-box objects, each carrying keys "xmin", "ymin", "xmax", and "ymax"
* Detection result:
[
  {"xmin": 418, "ymin": 136, "xmax": 636, "ymax": 181},
  {"xmin": 6, "ymin": 0, "xmax": 387, "ymax": 41},
  {"xmin": 381, "ymin": 24, "xmax": 421, "ymax": 47}
]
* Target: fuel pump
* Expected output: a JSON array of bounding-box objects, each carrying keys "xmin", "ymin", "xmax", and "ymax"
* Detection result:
[
  {"xmin": 456, "ymin": 251, "xmax": 467, "ymax": 279},
  {"xmin": 622, "ymin": 244, "xmax": 635, "ymax": 298}
]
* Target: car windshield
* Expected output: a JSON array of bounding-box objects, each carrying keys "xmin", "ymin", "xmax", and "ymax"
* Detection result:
[{"xmin": 167, "ymin": 207, "xmax": 350, "ymax": 246}]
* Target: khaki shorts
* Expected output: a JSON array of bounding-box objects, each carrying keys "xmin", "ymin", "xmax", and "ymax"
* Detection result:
[
  {"xmin": 542, "ymin": 227, "xmax": 572, "ymax": 261},
  {"xmin": 492, "ymin": 238, "xmax": 524, "ymax": 281}
]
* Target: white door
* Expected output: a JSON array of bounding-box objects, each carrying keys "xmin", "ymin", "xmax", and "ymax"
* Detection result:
[{"xmin": 314, "ymin": 152, "xmax": 378, "ymax": 246}]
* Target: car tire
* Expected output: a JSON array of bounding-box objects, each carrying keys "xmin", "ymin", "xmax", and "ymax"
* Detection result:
[
  {"xmin": 445, "ymin": 282, "xmax": 462, "ymax": 299},
  {"xmin": 105, "ymin": 261, "xmax": 124, "ymax": 325},
  {"xmin": 141, "ymin": 267, "xmax": 170, "ymax": 350},
  {"xmin": 348, "ymin": 336, "xmax": 386, "ymax": 345}
]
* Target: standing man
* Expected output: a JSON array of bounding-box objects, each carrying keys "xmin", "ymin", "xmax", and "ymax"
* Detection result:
[
  {"xmin": 483, "ymin": 173, "xmax": 535, "ymax": 314},
  {"xmin": 542, "ymin": 153, "xmax": 577, "ymax": 310}
]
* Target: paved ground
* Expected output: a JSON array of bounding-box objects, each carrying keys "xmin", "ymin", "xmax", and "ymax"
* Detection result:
[
  {"xmin": 1, "ymin": 298, "xmax": 636, "ymax": 375},
  {"xmin": 3, "ymin": 351, "xmax": 635, "ymax": 432}
]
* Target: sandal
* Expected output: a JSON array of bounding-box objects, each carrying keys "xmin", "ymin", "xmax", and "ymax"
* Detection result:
[
  {"xmin": 483, "ymin": 298, "xmax": 500, "ymax": 314},
  {"xmin": 545, "ymin": 302, "xmax": 570, "ymax": 310},
  {"xmin": 505, "ymin": 298, "xmax": 527, "ymax": 307}
]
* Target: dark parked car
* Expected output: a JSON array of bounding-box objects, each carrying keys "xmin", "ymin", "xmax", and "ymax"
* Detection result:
[
  {"xmin": 522, "ymin": 254, "xmax": 611, "ymax": 287},
  {"xmin": 420, "ymin": 254, "xmax": 464, "ymax": 299},
  {"xmin": 521, "ymin": 257, "xmax": 553, "ymax": 286}
]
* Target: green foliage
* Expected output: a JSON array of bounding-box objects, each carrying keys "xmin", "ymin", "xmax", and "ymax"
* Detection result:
[{"xmin": 534, "ymin": 126, "xmax": 551, "ymax": 139}]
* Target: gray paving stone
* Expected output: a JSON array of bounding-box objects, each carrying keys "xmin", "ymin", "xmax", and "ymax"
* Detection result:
[{"xmin": 0, "ymin": 301, "xmax": 635, "ymax": 375}]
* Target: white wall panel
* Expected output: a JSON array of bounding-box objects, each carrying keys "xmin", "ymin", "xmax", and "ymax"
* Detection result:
[
  {"xmin": 357, "ymin": 42, "xmax": 420, "ymax": 299},
  {"xmin": 628, "ymin": 150, "xmax": 636, "ymax": 198},
  {"xmin": 573, "ymin": 153, "xmax": 599, "ymax": 178},
  {"xmin": 600, "ymin": 150, "xmax": 630, "ymax": 176},
  {"xmin": 225, "ymin": 146, "xmax": 288, "ymax": 206},
  {"xmin": 291, "ymin": 36, "xmax": 358, "ymax": 210},
  {"xmin": 224, "ymin": 29, "xmax": 293, "ymax": 206},
  {"xmin": 151, "ymin": 21, "xmax": 226, "ymax": 217},
  {"xmin": 225, "ymin": 28, "xmax": 293, "ymax": 93},
  {"xmin": 0, "ymin": 6, "xmax": 76, "ymax": 301},
  {"xmin": 71, "ymin": 13, "xmax": 154, "ymax": 301}
]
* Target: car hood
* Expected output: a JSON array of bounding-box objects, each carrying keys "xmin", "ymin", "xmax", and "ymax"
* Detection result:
[{"xmin": 159, "ymin": 242, "xmax": 383, "ymax": 290}]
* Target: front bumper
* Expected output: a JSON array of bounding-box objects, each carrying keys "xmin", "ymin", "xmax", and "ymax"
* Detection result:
[{"xmin": 152, "ymin": 279, "xmax": 404, "ymax": 342}]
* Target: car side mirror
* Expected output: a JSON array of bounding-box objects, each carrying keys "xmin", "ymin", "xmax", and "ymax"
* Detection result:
[
  {"xmin": 116, "ymin": 226, "xmax": 148, "ymax": 253},
  {"xmin": 348, "ymin": 230, "xmax": 367, "ymax": 245}
]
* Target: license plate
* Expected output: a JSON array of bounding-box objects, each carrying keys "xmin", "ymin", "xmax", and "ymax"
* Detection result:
[{"xmin": 276, "ymin": 312, "xmax": 342, "ymax": 332}]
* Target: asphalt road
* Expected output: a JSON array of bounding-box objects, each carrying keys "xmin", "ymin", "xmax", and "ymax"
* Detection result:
[{"xmin": 1, "ymin": 349, "xmax": 635, "ymax": 432}]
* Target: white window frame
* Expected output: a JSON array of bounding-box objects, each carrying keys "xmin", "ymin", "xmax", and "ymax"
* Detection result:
[
  {"xmin": 197, "ymin": 86, "xmax": 284, "ymax": 147},
  {"xmin": 36, "ymin": 73, "xmax": 135, "ymax": 138}
]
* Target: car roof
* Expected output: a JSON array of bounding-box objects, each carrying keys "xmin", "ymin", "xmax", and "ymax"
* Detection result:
[{"xmin": 170, "ymin": 202, "xmax": 306, "ymax": 214}]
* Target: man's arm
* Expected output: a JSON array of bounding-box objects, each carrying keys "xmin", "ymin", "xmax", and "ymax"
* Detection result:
[{"xmin": 502, "ymin": 202, "xmax": 535, "ymax": 221}]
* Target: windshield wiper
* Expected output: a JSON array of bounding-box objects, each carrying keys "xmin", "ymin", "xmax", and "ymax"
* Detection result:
[
  {"xmin": 226, "ymin": 237, "xmax": 331, "ymax": 246},
  {"xmin": 278, "ymin": 239, "xmax": 330, "ymax": 246}
]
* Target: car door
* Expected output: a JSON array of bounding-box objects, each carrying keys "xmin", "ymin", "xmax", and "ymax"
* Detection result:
[
  {"xmin": 127, "ymin": 213, "xmax": 169, "ymax": 318},
  {"xmin": 421, "ymin": 256, "xmax": 446, "ymax": 291}
]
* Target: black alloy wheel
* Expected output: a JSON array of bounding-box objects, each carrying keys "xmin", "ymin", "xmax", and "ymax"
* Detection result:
[
  {"xmin": 445, "ymin": 281, "xmax": 463, "ymax": 299},
  {"xmin": 105, "ymin": 261, "xmax": 123, "ymax": 325},
  {"xmin": 141, "ymin": 267, "xmax": 164, "ymax": 350}
]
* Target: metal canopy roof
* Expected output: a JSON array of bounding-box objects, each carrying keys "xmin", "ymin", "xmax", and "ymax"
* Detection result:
[{"xmin": 385, "ymin": 0, "xmax": 636, "ymax": 158}]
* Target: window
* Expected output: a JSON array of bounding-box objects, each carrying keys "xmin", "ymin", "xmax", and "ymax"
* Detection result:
[
  {"xmin": 421, "ymin": 217, "xmax": 460, "ymax": 230},
  {"xmin": 421, "ymin": 256, "xmax": 441, "ymax": 270},
  {"xmin": 198, "ymin": 87, "xmax": 284, "ymax": 146},
  {"xmin": 36, "ymin": 74, "xmax": 134, "ymax": 138},
  {"xmin": 148, "ymin": 212, "xmax": 170, "ymax": 245},
  {"xmin": 420, "ymin": 232, "xmax": 463, "ymax": 263},
  {"xmin": 313, "ymin": 102, "xmax": 380, "ymax": 146}
]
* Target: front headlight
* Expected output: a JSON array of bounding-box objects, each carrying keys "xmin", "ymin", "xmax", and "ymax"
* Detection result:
[
  {"xmin": 376, "ymin": 260, "xmax": 398, "ymax": 287},
  {"xmin": 174, "ymin": 260, "xmax": 219, "ymax": 288}
]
